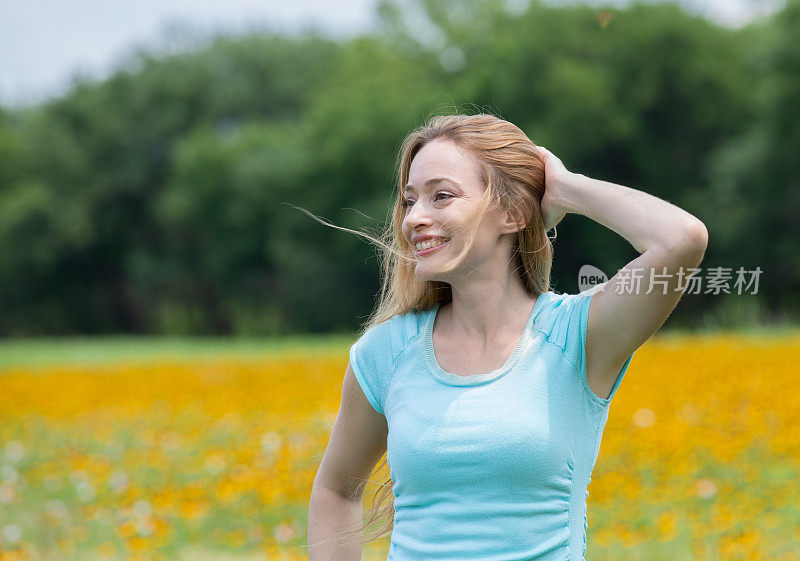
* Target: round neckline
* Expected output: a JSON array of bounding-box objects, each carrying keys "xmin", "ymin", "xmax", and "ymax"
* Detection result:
[{"xmin": 423, "ymin": 291, "xmax": 552, "ymax": 387}]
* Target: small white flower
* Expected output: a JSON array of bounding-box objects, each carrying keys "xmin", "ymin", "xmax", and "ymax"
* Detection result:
[
  {"xmin": 108, "ymin": 470, "xmax": 129, "ymax": 493},
  {"xmin": 632, "ymin": 407, "xmax": 656, "ymax": 428},
  {"xmin": 1, "ymin": 524, "xmax": 22, "ymax": 544},
  {"xmin": 4, "ymin": 441, "xmax": 25, "ymax": 463},
  {"xmin": 273, "ymin": 523, "xmax": 294, "ymax": 544},
  {"xmin": 133, "ymin": 499, "xmax": 152, "ymax": 518},
  {"xmin": 696, "ymin": 478, "xmax": 717, "ymax": 499},
  {"xmin": 45, "ymin": 499, "xmax": 68, "ymax": 520},
  {"xmin": 260, "ymin": 432, "xmax": 282, "ymax": 455},
  {"xmin": 0, "ymin": 465, "xmax": 19, "ymax": 485}
]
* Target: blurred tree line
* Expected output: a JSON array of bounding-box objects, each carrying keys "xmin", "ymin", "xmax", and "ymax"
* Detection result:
[{"xmin": 0, "ymin": 0, "xmax": 797, "ymax": 336}]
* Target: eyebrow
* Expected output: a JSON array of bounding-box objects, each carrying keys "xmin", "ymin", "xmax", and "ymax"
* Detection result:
[{"xmin": 403, "ymin": 177, "xmax": 460, "ymax": 193}]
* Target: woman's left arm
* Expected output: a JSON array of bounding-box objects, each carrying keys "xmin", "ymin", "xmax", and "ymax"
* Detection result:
[{"xmin": 536, "ymin": 146, "xmax": 709, "ymax": 400}]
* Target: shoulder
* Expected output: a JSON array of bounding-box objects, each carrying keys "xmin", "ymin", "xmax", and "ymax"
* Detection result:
[
  {"xmin": 532, "ymin": 289, "xmax": 596, "ymax": 371},
  {"xmin": 534, "ymin": 290, "xmax": 594, "ymax": 338},
  {"xmin": 355, "ymin": 308, "xmax": 425, "ymax": 362},
  {"xmin": 349, "ymin": 308, "xmax": 426, "ymax": 415},
  {"xmin": 535, "ymin": 288, "xmax": 634, "ymax": 404},
  {"xmin": 389, "ymin": 308, "xmax": 427, "ymax": 358}
]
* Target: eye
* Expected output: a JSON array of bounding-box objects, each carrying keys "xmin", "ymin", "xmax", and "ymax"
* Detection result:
[{"xmin": 401, "ymin": 192, "xmax": 452, "ymax": 210}]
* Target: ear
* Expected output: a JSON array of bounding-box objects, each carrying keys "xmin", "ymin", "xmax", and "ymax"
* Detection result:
[{"xmin": 500, "ymin": 208, "xmax": 526, "ymax": 235}]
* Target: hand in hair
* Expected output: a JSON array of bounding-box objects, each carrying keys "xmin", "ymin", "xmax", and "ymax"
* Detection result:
[{"xmin": 535, "ymin": 145, "xmax": 572, "ymax": 232}]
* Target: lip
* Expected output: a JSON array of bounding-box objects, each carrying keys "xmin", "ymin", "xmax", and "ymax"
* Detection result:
[
  {"xmin": 411, "ymin": 234, "xmax": 448, "ymax": 243},
  {"xmin": 413, "ymin": 238, "xmax": 449, "ymax": 256}
]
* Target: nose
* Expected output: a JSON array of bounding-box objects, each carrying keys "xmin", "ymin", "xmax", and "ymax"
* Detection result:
[{"xmin": 403, "ymin": 198, "xmax": 433, "ymax": 231}]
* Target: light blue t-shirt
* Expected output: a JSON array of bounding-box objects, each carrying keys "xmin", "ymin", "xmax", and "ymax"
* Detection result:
[{"xmin": 349, "ymin": 289, "xmax": 635, "ymax": 561}]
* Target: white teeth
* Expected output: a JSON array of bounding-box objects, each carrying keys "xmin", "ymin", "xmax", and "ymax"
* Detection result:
[{"xmin": 415, "ymin": 238, "xmax": 449, "ymax": 251}]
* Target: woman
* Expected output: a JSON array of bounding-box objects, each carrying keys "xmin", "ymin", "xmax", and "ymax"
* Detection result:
[{"xmin": 307, "ymin": 113, "xmax": 708, "ymax": 560}]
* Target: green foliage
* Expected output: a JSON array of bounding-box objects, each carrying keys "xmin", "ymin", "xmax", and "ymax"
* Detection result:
[{"xmin": 0, "ymin": 0, "xmax": 795, "ymax": 335}]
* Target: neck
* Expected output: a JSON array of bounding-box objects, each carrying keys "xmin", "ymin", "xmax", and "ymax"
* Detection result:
[{"xmin": 441, "ymin": 275, "xmax": 534, "ymax": 344}]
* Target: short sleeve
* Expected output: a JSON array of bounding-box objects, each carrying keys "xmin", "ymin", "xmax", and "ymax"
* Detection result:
[
  {"xmin": 539, "ymin": 289, "xmax": 635, "ymax": 406},
  {"xmin": 348, "ymin": 320, "xmax": 396, "ymax": 416}
]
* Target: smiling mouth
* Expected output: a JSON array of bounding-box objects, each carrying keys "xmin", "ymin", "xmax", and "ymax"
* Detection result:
[{"xmin": 413, "ymin": 238, "xmax": 450, "ymax": 256}]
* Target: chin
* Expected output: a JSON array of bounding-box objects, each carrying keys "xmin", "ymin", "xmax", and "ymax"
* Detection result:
[
  {"xmin": 413, "ymin": 267, "xmax": 436, "ymax": 282},
  {"xmin": 414, "ymin": 266, "xmax": 447, "ymax": 284}
]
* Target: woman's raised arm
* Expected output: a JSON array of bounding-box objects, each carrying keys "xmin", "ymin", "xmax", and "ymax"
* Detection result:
[{"xmin": 536, "ymin": 146, "xmax": 708, "ymax": 400}]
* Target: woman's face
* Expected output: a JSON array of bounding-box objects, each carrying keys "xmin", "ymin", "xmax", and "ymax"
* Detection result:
[{"xmin": 401, "ymin": 139, "xmax": 518, "ymax": 284}]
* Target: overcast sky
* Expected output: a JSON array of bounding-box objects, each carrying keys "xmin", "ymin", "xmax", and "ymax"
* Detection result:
[{"xmin": 0, "ymin": 0, "xmax": 783, "ymax": 108}]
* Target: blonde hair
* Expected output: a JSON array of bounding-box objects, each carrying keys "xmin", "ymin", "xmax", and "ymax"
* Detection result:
[{"xmin": 303, "ymin": 109, "xmax": 554, "ymax": 548}]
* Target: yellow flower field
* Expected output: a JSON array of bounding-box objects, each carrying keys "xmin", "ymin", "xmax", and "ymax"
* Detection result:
[{"xmin": 0, "ymin": 333, "xmax": 799, "ymax": 561}]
